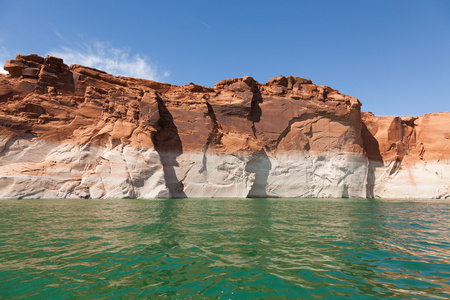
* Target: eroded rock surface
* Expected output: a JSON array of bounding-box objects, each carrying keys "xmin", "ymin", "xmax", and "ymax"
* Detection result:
[
  {"xmin": 361, "ymin": 112, "xmax": 450, "ymax": 199},
  {"xmin": 0, "ymin": 54, "xmax": 448, "ymax": 199}
]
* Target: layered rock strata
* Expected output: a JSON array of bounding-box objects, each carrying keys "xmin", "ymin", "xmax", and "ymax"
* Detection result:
[{"xmin": 0, "ymin": 54, "xmax": 448, "ymax": 199}]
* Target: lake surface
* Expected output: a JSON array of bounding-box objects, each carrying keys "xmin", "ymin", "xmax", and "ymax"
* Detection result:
[{"xmin": 0, "ymin": 198, "xmax": 449, "ymax": 299}]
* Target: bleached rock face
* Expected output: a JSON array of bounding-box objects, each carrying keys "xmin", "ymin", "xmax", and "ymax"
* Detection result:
[
  {"xmin": 262, "ymin": 152, "xmax": 368, "ymax": 198},
  {"xmin": 165, "ymin": 152, "xmax": 255, "ymax": 198},
  {"xmin": 0, "ymin": 54, "xmax": 448, "ymax": 199},
  {"xmin": 370, "ymin": 160, "xmax": 450, "ymax": 199},
  {"xmin": 0, "ymin": 141, "xmax": 169, "ymax": 199},
  {"xmin": 133, "ymin": 151, "xmax": 368, "ymax": 199}
]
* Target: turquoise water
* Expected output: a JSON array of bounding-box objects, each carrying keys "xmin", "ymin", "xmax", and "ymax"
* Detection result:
[{"xmin": 0, "ymin": 198, "xmax": 449, "ymax": 299}]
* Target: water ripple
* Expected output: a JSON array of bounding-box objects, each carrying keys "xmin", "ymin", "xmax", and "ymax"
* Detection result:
[{"xmin": 0, "ymin": 198, "xmax": 449, "ymax": 299}]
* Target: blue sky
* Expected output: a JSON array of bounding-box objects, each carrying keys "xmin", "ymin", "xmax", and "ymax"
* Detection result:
[{"xmin": 1, "ymin": 0, "xmax": 449, "ymax": 116}]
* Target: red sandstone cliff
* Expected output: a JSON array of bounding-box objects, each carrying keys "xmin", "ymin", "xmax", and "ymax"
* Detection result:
[{"xmin": 0, "ymin": 54, "xmax": 448, "ymax": 199}]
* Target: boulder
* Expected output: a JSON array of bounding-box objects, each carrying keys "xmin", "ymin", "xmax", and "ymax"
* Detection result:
[{"xmin": 3, "ymin": 60, "xmax": 27, "ymax": 77}]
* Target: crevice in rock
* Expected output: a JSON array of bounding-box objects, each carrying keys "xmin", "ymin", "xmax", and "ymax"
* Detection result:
[
  {"xmin": 121, "ymin": 146, "xmax": 137, "ymax": 198},
  {"xmin": 274, "ymin": 118, "xmax": 300, "ymax": 149},
  {"xmin": 246, "ymin": 80, "xmax": 263, "ymax": 123},
  {"xmin": 180, "ymin": 163, "xmax": 194, "ymax": 187},
  {"xmin": 17, "ymin": 190, "xmax": 45, "ymax": 200},
  {"xmin": 273, "ymin": 113, "xmax": 323, "ymax": 150},
  {"xmin": 97, "ymin": 164, "xmax": 107, "ymax": 199},
  {"xmin": 200, "ymin": 102, "xmax": 223, "ymax": 173},
  {"xmin": 152, "ymin": 93, "xmax": 187, "ymax": 198},
  {"xmin": 388, "ymin": 159, "xmax": 402, "ymax": 176},
  {"xmin": 401, "ymin": 118, "xmax": 417, "ymax": 158},
  {"xmin": 274, "ymin": 116, "xmax": 311, "ymax": 150},
  {"xmin": 204, "ymin": 102, "xmax": 223, "ymax": 147},
  {"xmin": 67, "ymin": 179, "xmax": 90, "ymax": 199},
  {"xmin": 251, "ymin": 123, "xmax": 257, "ymax": 138}
]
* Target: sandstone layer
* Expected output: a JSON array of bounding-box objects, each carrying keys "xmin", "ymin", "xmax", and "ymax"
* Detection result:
[{"xmin": 0, "ymin": 54, "xmax": 448, "ymax": 199}]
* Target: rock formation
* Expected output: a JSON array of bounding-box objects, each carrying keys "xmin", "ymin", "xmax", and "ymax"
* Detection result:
[{"xmin": 0, "ymin": 54, "xmax": 448, "ymax": 199}]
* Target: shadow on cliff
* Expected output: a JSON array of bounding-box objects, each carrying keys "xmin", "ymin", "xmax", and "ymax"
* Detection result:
[
  {"xmin": 244, "ymin": 81, "xmax": 273, "ymax": 197},
  {"xmin": 361, "ymin": 122, "xmax": 384, "ymax": 198},
  {"xmin": 153, "ymin": 94, "xmax": 187, "ymax": 198},
  {"xmin": 246, "ymin": 150, "xmax": 272, "ymax": 197},
  {"xmin": 247, "ymin": 83, "xmax": 263, "ymax": 123},
  {"xmin": 247, "ymin": 80, "xmax": 263, "ymax": 140}
]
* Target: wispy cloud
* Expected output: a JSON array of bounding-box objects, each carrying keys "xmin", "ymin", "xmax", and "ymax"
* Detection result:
[
  {"xmin": 0, "ymin": 46, "xmax": 10, "ymax": 74},
  {"xmin": 50, "ymin": 40, "xmax": 168, "ymax": 81},
  {"xmin": 0, "ymin": 35, "xmax": 169, "ymax": 80},
  {"xmin": 190, "ymin": 16, "xmax": 211, "ymax": 28}
]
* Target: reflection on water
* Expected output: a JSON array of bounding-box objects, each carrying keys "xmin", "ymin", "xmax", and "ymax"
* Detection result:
[{"xmin": 0, "ymin": 198, "xmax": 449, "ymax": 299}]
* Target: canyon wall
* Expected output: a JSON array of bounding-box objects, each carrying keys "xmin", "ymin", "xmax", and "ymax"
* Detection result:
[{"xmin": 0, "ymin": 54, "xmax": 448, "ymax": 199}]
